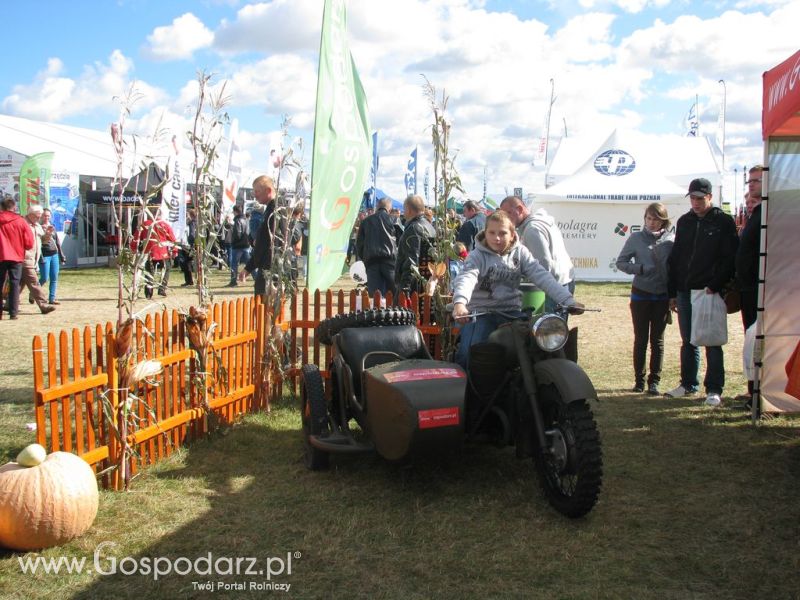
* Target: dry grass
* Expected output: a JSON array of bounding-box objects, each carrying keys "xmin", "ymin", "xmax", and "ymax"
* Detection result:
[{"xmin": 1, "ymin": 271, "xmax": 799, "ymax": 599}]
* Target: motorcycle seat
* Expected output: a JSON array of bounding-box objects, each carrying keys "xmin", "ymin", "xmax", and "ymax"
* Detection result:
[{"xmin": 335, "ymin": 325, "xmax": 432, "ymax": 398}]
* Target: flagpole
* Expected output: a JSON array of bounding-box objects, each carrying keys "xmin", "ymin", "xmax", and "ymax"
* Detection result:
[
  {"xmin": 544, "ymin": 78, "xmax": 555, "ymax": 166},
  {"xmin": 718, "ymin": 80, "xmax": 726, "ymax": 171}
]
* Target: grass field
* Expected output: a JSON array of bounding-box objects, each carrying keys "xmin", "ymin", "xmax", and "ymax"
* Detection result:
[{"xmin": 0, "ymin": 268, "xmax": 799, "ymax": 599}]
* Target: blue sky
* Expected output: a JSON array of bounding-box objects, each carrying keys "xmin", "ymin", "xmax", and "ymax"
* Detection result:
[{"xmin": 1, "ymin": 0, "xmax": 797, "ymax": 198}]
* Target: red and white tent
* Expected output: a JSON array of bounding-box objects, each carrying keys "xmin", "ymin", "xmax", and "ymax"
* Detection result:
[{"xmin": 755, "ymin": 48, "xmax": 800, "ymax": 414}]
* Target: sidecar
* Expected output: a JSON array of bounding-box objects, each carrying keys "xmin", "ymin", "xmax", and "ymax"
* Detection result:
[{"xmin": 300, "ymin": 310, "xmax": 467, "ymax": 470}]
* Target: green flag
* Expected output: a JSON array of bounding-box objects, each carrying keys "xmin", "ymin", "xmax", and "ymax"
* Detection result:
[
  {"xmin": 308, "ymin": 0, "xmax": 372, "ymax": 291},
  {"xmin": 19, "ymin": 152, "xmax": 54, "ymax": 214}
]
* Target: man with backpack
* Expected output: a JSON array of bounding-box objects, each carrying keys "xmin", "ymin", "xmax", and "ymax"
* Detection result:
[{"xmin": 227, "ymin": 204, "xmax": 251, "ymax": 287}]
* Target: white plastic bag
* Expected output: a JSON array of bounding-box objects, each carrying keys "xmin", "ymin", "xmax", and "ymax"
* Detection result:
[
  {"xmin": 689, "ymin": 289, "xmax": 728, "ymax": 346},
  {"xmin": 743, "ymin": 323, "xmax": 757, "ymax": 380}
]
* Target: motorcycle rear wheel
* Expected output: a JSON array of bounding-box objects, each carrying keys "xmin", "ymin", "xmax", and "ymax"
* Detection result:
[
  {"xmin": 301, "ymin": 364, "xmax": 330, "ymax": 471},
  {"xmin": 534, "ymin": 388, "xmax": 602, "ymax": 518}
]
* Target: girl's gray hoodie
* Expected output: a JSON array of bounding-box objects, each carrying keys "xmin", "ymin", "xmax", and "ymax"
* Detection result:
[
  {"xmin": 615, "ymin": 228, "xmax": 674, "ymax": 294},
  {"xmin": 452, "ymin": 233, "xmax": 575, "ymax": 312}
]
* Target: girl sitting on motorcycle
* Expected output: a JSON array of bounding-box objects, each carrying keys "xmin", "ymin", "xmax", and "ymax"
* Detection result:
[{"xmin": 451, "ymin": 210, "xmax": 584, "ymax": 368}]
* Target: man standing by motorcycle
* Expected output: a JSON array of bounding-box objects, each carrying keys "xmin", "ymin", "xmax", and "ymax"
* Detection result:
[{"xmin": 500, "ymin": 196, "xmax": 575, "ymax": 313}]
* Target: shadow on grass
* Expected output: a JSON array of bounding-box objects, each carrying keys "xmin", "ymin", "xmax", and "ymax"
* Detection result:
[
  {"xmin": 62, "ymin": 391, "xmax": 800, "ymax": 599},
  {"xmin": 69, "ymin": 403, "xmax": 570, "ymax": 599},
  {"xmin": 0, "ymin": 387, "xmax": 36, "ymax": 406}
]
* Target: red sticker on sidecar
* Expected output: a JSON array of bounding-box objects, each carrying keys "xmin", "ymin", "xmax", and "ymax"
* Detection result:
[
  {"xmin": 418, "ymin": 407, "xmax": 461, "ymax": 429},
  {"xmin": 383, "ymin": 368, "xmax": 464, "ymax": 383}
]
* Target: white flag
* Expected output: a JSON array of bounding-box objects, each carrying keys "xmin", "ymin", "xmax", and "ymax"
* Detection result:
[
  {"xmin": 160, "ymin": 135, "xmax": 186, "ymax": 241},
  {"xmin": 685, "ymin": 102, "xmax": 699, "ymax": 137},
  {"xmin": 221, "ymin": 118, "xmax": 241, "ymax": 220}
]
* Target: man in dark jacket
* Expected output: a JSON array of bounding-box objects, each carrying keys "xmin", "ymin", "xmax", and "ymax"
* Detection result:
[
  {"xmin": 665, "ymin": 178, "xmax": 739, "ymax": 406},
  {"xmin": 238, "ymin": 175, "xmax": 275, "ymax": 295},
  {"xmin": 356, "ymin": 197, "xmax": 397, "ymax": 296},
  {"xmin": 396, "ymin": 195, "xmax": 435, "ymax": 294}
]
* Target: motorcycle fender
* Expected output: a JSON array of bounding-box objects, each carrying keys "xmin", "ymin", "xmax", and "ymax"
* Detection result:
[{"xmin": 534, "ymin": 359, "xmax": 598, "ymax": 403}]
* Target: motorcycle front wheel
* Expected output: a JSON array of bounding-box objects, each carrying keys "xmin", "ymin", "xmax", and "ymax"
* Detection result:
[{"xmin": 534, "ymin": 386, "xmax": 603, "ymax": 518}]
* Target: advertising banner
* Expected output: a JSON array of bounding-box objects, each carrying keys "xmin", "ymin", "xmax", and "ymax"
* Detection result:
[
  {"xmin": 19, "ymin": 152, "xmax": 54, "ymax": 213},
  {"xmin": 535, "ymin": 200, "xmax": 687, "ymax": 281},
  {"xmin": 48, "ymin": 170, "xmax": 80, "ymax": 234},
  {"xmin": 308, "ymin": 0, "xmax": 372, "ymax": 291}
]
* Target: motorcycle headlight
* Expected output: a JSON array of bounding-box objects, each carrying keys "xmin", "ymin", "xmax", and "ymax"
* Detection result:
[{"xmin": 531, "ymin": 314, "xmax": 569, "ymax": 352}]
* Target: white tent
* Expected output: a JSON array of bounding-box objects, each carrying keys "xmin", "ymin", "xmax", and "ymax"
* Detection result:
[
  {"xmin": 0, "ymin": 113, "xmax": 254, "ymax": 186},
  {"xmin": 754, "ymin": 48, "xmax": 800, "ymax": 415},
  {"xmin": 530, "ymin": 129, "xmax": 722, "ymax": 281},
  {"xmin": 0, "ymin": 113, "xmax": 173, "ymax": 179}
]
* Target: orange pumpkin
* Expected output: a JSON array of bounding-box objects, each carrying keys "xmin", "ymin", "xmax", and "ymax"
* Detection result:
[{"xmin": 0, "ymin": 451, "xmax": 99, "ymax": 551}]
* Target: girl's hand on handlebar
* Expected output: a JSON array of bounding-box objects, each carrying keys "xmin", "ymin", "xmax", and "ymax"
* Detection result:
[
  {"xmin": 568, "ymin": 302, "xmax": 585, "ymax": 315},
  {"xmin": 452, "ymin": 302, "xmax": 470, "ymax": 322}
]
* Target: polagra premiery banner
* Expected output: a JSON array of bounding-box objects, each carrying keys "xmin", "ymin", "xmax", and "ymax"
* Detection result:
[{"xmin": 307, "ymin": 0, "xmax": 372, "ymax": 291}]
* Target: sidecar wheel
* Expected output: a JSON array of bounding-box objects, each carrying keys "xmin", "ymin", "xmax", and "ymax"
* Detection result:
[
  {"xmin": 534, "ymin": 389, "xmax": 602, "ymax": 518},
  {"xmin": 316, "ymin": 308, "xmax": 417, "ymax": 345},
  {"xmin": 301, "ymin": 364, "xmax": 330, "ymax": 471}
]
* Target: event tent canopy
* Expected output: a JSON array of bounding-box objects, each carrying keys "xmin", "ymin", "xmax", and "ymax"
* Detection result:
[
  {"xmin": 754, "ymin": 47, "xmax": 800, "ymax": 414},
  {"xmin": 0, "ymin": 113, "xmax": 243, "ymax": 183}
]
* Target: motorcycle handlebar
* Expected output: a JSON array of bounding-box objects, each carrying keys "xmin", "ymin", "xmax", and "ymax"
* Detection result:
[{"xmin": 445, "ymin": 302, "xmax": 600, "ymax": 316}]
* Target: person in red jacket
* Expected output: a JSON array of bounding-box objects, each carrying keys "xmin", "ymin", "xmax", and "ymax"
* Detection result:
[
  {"xmin": 131, "ymin": 210, "xmax": 177, "ymax": 299},
  {"xmin": 0, "ymin": 197, "xmax": 34, "ymax": 319}
]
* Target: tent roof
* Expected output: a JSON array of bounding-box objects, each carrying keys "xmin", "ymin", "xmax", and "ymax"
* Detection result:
[
  {"xmin": 0, "ymin": 113, "xmax": 243, "ymax": 183},
  {"xmin": 763, "ymin": 48, "xmax": 800, "ymax": 138},
  {"xmin": 0, "ymin": 113, "xmax": 169, "ymax": 178},
  {"xmin": 535, "ymin": 129, "xmax": 720, "ymax": 203}
]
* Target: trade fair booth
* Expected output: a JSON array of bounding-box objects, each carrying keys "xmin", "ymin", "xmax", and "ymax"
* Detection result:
[{"xmin": 531, "ymin": 129, "xmax": 721, "ymax": 281}]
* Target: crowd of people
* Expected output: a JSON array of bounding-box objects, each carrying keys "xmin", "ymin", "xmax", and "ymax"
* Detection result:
[
  {"xmin": 0, "ymin": 198, "xmax": 59, "ymax": 319},
  {"xmin": 613, "ymin": 170, "xmax": 763, "ymax": 408},
  {"xmin": 349, "ymin": 173, "xmax": 759, "ymax": 408},
  {"xmin": 1, "ymin": 170, "xmax": 764, "ymax": 408}
]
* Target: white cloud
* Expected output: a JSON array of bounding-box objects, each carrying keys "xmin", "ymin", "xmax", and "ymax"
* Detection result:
[
  {"xmin": 214, "ymin": 0, "xmax": 321, "ymax": 54},
  {"xmin": 143, "ymin": 13, "xmax": 215, "ymax": 61},
  {"xmin": 1, "ymin": 50, "xmax": 165, "ymax": 122},
  {"xmin": 2, "ymin": 0, "xmax": 795, "ymax": 197}
]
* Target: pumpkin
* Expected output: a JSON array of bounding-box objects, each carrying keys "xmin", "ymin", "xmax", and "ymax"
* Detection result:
[{"xmin": 0, "ymin": 451, "xmax": 99, "ymax": 551}]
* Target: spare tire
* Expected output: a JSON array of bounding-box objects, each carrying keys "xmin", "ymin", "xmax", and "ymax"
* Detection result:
[{"xmin": 316, "ymin": 308, "xmax": 417, "ymax": 345}]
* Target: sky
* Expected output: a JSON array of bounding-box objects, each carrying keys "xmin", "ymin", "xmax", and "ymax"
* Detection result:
[{"xmin": 1, "ymin": 0, "xmax": 798, "ymax": 201}]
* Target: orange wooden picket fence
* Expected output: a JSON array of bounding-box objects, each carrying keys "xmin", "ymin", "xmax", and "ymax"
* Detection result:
[
  {"xmin": 31, "ymin": 289, "xmax": 444, "ymax": 489},
  {"xmin": 32, "ymin": 296, "xmax": 267, "ymax": 489}
]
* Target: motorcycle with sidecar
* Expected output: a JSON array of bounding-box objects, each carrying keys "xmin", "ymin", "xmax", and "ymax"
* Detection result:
[{"xmin": 300, "ymin": 303, "xmax": 602, "ymax": 518}]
